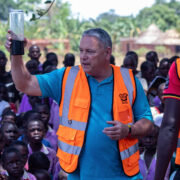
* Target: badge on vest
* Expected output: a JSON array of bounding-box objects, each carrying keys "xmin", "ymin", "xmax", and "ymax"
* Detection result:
[{"xmin": 119, "ymin": 93, "xmax": 128, "ymax": 104}]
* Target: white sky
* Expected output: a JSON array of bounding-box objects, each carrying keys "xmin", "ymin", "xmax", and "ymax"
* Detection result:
[{"xmin": 62, "ymin": 0, "xmax": 156, "ymax": 19}]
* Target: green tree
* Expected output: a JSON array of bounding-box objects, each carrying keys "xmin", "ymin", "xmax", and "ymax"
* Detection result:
[
  {"xmin": 0, "ymin": 0, "xmax": 41, "ymax": 21},
  {"xmin": 136, "ymin": 4, "xmax": 180, "ymax": 31}
]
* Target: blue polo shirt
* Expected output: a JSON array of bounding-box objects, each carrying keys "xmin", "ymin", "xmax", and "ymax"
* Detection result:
[{"xmin": 36, "ymin": 67, "xmax": 152, "ymax": 180}]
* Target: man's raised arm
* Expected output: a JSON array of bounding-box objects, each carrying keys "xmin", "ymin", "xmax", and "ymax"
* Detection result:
[{"xmin": 5, "ymin": 30, "xmax": 42, "ymax": 96}]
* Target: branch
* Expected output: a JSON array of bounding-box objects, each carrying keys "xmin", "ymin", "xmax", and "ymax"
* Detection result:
[{"xmin": 30, "ymin": 0, "xmax": 56, "ymax": 21}]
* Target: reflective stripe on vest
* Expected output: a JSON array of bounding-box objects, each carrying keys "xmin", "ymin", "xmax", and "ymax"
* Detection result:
[
  {"xmin": 120, "ymin": 67, "xmax": 134, "ymax": 107},
  {"xmin": 120, "ymin": 142, "xmax": 139, "ymax": 160},
  {"xmin": 57, "ymin": 65, "xmax": 139, "ymax": 176}
]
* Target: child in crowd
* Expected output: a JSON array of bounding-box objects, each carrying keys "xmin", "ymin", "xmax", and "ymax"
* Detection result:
[
  {"xmin": 18, "ymin": 110, "xmax": 51, "ymax": 148},
  {"xmin": 151, "ymin": 83, "xmax": 165, "ymax": 121},
  {"xmin": 1, "ymin": 147, "xmax": 36, "ymax": 180},
  {"xmin": 28, "ymin": 45, "xmax": 42, "ymax": 72},
  {"xmin": 155, "ymin": 58, "xmax": 170, "ymax": 78},
  {"xmin": 26, "ymin": 60, "xmax": 40, "ymax": 75},
  {"xmin": 122, "ymin": 55, "xmax": 137, "ymax": 74},
  {"xmin": 1, "ymin": 122, "xmax": 18, "ymax": 147},
  {"xmin": 26, "ymin": 118, "xmax": 58, "ymax": 176},
  {"xmin": 34, "ymin": 103, "xmax": 58, "ymax": 151},
  {"xmin": 46, "ymin": 52, "xmax": 58, "ymax": 67},
  {"xmin": 11, "ymin": 141, "xmax": 29, "ymax": 170},
  {"xmin": 1, "ymin": 108, "xmax": 16, "ymax": 124},
  {"xmin": 63, "ymin": 53, "xmax": 75, "ymax": 67},
  {"xmin": 139, "ymin": 125, "xmax": 170, "ymax": 180}
]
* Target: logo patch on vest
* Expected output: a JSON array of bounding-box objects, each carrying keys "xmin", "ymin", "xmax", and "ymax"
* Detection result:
[{"xmin": 119, "ymin": 93, "xmax": 128, "ymax": 104}]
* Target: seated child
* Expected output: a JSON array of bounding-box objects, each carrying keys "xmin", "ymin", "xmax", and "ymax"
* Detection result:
[
  {"xmin": 34, "ymin": 103, "xmax": 58, "ymax": 151},
  {"xmin": 1, "ymin": 147, "xmax": 36, "ymax": 180},
  {"xmin": 139, "ymin": 125, "xmax": 170, "ymax": 180},
  {"xmin": 26, "ymin": 118, "xmax": 58, "ymax": 176},
  {"xmin": 1, "ymin": 122, "xmax": 19, "ymax": 147}
]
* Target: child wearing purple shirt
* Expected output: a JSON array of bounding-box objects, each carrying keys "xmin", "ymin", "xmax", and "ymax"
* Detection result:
[
  {"xmin": 139, "ymin": 125, "xmax": 170, "ymax": 180},
  {"xmin": 34, "ymin": 103, "xmax": 58, "ymax": 151},
  {"xmin": 26, "ymin": 118, "xmax": 58, "ymax": 176}
]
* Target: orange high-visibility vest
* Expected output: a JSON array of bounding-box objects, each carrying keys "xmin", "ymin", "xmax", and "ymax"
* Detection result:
[
  {"xmin": 175, "ymin": 58, "xmax": 180, "ymax": 165},
  {"xmin": 56, "ymin": 65, "xmax": 140, "ymax": 176}
]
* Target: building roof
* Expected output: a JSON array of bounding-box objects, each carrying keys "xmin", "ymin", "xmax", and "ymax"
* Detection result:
[{"xmin": 135, "ymin": 24, "xmax": 180, "ymax": 45}]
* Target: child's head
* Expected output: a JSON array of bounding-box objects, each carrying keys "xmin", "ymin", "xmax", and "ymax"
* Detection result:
[
  {"xmin": 1, "ymin": 108, "xmax": 16, "ymax": 123},
  {"xmin": 11, "ymin": 140, "xmax": 28, "ymax": 167},
  {"xmin": 28, "ymin": 45, "xmax": 41, "ymax": 61},
  {"xmin": 122, "ymin": 55, "xmax": 137, "ymax": 71},
  {"xmin": 32, "ymin": 169, "xmax": 51, "ymax": 180},
  {"xmin": 46, "ymin": 52, "xmax": 58, "ymax": 67},
  {"xmin": 2, "ymin": 147, "xmax": 24, "ymax": 178},
  {"xmin": 42, "ymin": 60, "xmax": 57, "ymax": 74},
  {"xmin": 26, "ymin": 119, "xmax": 45, "ymax": 144},
  {"xmin": 1, "ymin": 122, "xmax": 18, "ymax": 146},
  {"xmin": 28, "ymin": 151, "xmax": 50, "ymax": 173},
  {"xmin": 158, "ymin": 58, "xmax": 170, "ymax": 77},
  {"xmin": 146, "ymin": 51, "xmax": 159, "ymax": 68},
  {"xmin": 140, "ymin": 125, "xmax": 159, "ymax": 151},
  {"xmin": 26, "ymin": 59, "xmax": 39, "ymax": 75},
  {"xmin": 125, "ymin": 51, "xmax": 138, "ymax": 69},
  {"xmin": 63, "ymin": 53, "xmax": 75, "ymax": 67},
  {"xmin": 28, "ymin": 95, "xmax": 42, "ymax": 109},
  {"xmin": 34, "ymin": 103, "xmax": 50, "ymax": 125},
  {"xmin": 141, "ymin": 61, "xmax": 155, "ymax": 83}
]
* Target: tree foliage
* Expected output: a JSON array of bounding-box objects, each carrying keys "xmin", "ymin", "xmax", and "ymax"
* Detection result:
[{"xmin": 1, "ymin": 0, "xmax": 180, "ymax": 53}]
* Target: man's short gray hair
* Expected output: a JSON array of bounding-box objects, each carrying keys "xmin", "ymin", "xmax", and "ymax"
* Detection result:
[{"xmin": 82, "ymin": 28, "xmax": 112, "ymax": 49}]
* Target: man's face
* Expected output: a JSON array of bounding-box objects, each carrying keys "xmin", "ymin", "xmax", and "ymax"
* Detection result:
[{"xmin": 79, "ymin": 36, "xmax": 109, "ymax": 77}]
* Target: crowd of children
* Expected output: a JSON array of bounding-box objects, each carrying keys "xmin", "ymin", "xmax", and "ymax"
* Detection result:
[{"xmin": 0, "ymin": 45, "xmax": 178, "ymax": 179}]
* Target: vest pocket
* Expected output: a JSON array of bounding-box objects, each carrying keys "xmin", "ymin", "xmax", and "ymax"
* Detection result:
[
  {"xmin": 57, "ymin": 125, "xmax": 78, "ymax": 164},
  {"xmin": 118, "ymin": 107, "xmax": 131, "ymax": 123},
  {"xmin": 58, "ymin": 125, "xmax": 77, "ymax": 143}
]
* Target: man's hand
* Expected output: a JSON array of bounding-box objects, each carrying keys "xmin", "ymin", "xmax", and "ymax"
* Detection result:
[
  {"xmin": 103, "ymin": 121, "xmax": 129, "ymax": 140},
  {"xmin": 5, "ymin": 30, "xmax": 28, "ymax": 52}
]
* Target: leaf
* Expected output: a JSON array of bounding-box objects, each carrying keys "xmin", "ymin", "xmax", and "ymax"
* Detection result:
[
  {"xmin": 44, "ymin": 0, "xmax": 52, "ymax": 4},
  {"xmin": 36, "ymin": 9, "xmax": 45, "ymax": 16},
  {"xmin": 30, "ymin": 13, "xmax": 36, "ymax": 21}
]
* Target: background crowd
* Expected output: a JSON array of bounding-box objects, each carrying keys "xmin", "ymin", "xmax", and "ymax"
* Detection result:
[{"xmin": 0, "ymin": 45, "xmax": 178, "ymax": 180}]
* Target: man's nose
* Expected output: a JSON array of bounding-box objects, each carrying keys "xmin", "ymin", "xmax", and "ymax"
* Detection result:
[{"xmin": 80, "ymin": 51, "xmax": 88, "ymax": 60}]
